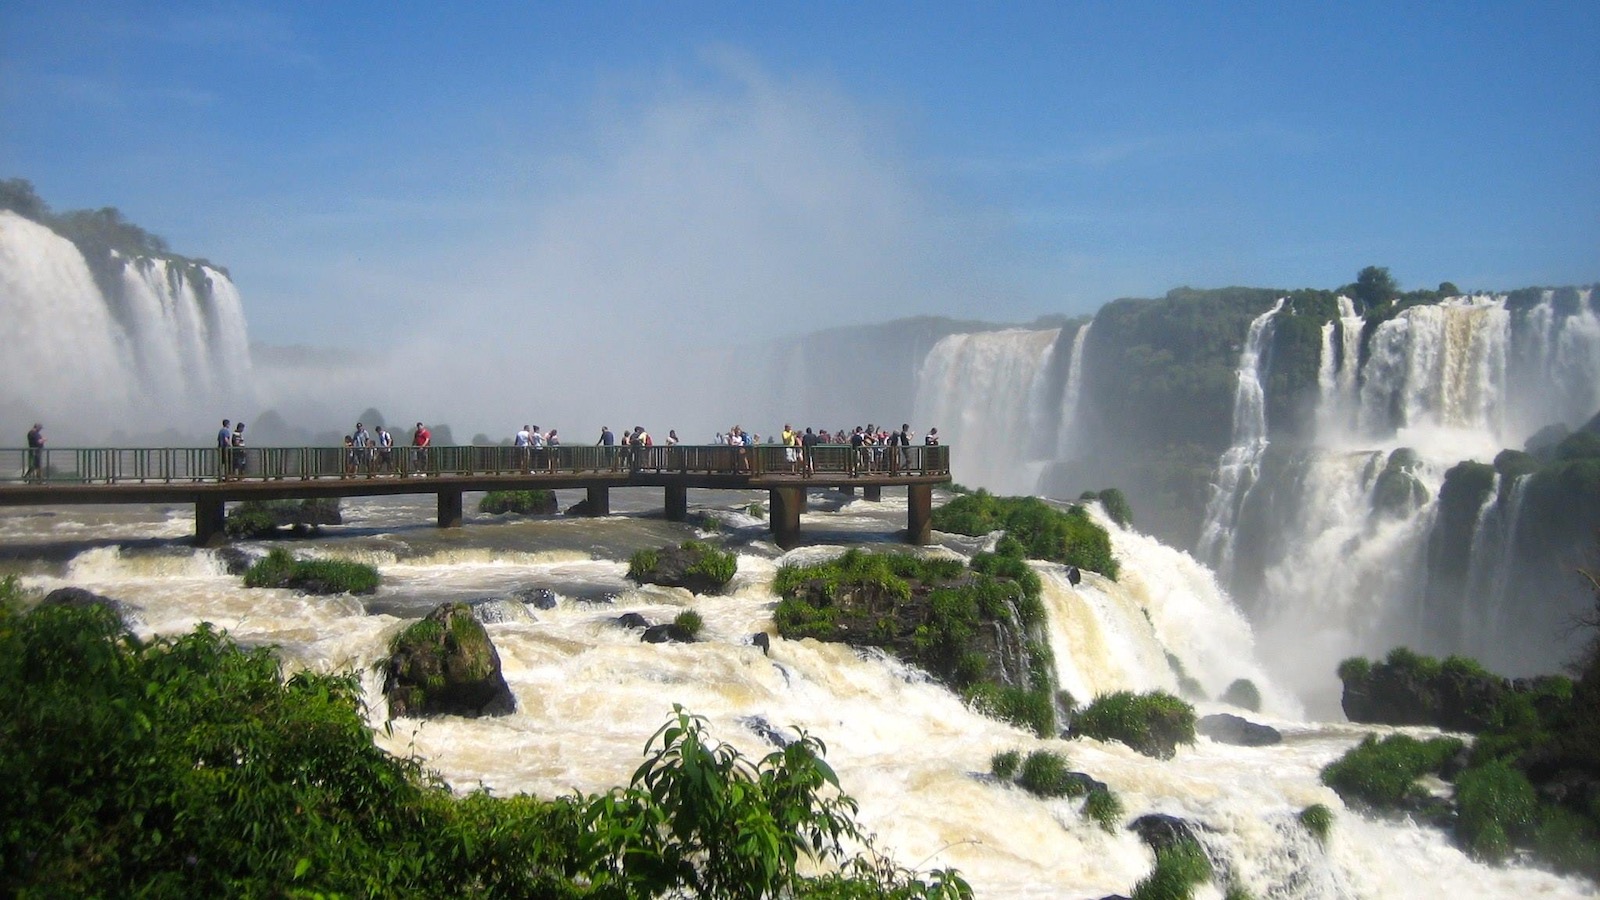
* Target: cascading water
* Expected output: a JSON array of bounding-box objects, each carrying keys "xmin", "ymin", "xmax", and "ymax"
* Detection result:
[
  {"xmin": 911, "ymin": 328, "xmax": 1061, "ymax": 495},
  {"xmin": 1195, "ymin": 299, "xmax": 1285, "ymax": 579},
  {"xmin": 7, "ymin": 494, "xmax": 1591, "ymax": 898},
  {"xmin": 1052, "ymin": 321, "xmax": 1091, "ymax": 463},
  {"xmin": 0, "ymin": 209, "xmax": 254, "ymax": 439}
]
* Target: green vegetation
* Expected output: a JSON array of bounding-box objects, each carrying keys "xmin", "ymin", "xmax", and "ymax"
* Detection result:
[
  {"xmin": 0, "ymin": 603, "xmax": 971, "ymax": 897},
  {"xmin": 242, "ymin": 548, "xmax": 380, "ymax": 594},
  {"xmin": 1131, "ymin": 837, "xmax": 1213, "ymax": 900},
  {"xmin": 672, "ymin": 609, "xmax": 704, "ymax": 639},
  {"xmin": 774, "ymin": 547, "xmax": 1057, "ymax": 736},
  {"xmin": 480, "ymin": 489, "xmax": 558, "ymax": 515},
  {"xmin": 1079, "ymin": 488, "xmax": 1133, "ymax": 528},
  {"xmin": 1298, "ymin": 804, "xmax": 1334, "ymax": 843},
  {"xmin": 0, "ymin": 574, "xmax": 28, "ymax": 613},
  {"xmin": 225, "ymin": 498, "xmax": 340, "ymax": 538},
  {"xmin": 1454, "ymin": 760, "xmax": 1538, "ymax": 862},
  {"xmin": 1071, "ymin": 690, "xmax": 1197, "ymax": 760},
  {"xmin": 1319, "ymin": 733, "xmax": 1463, "ymax": 809},
  {"xmin": 627, "ymin": 541, "xmax": 738, "ymax": 592},
  {"xmin": 1220, "ymin": 678, "xmax": 1261, "ymax": 712},
  {"xmin": 931, "ymin": 491, "xmax": 1119, "ymax": 579},
  {"xmin": 1083, "ymin": 787, "xmax": 1124, "ymax": 834},
  {"xmin": 1015, "ymin": 749, "xmax": 1078, "ymax": 798},
  {"xmin": 989, "ymin": 749, "xmax": 1021, "ymax": 780}
]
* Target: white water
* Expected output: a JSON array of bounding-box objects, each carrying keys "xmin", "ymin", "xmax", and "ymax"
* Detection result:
[
  {"xmin": 4, "ymin": 496, "xmax": 1591, "ymax": 898},
  {"xmin": 1195, "ymin": 299, "xmax": 1286, "ymax": 578},
  {"xmin": 912, "ymin": 328, "xmax": 1061, "ymax": 494},
  {"xmin": 1053, "ymin": 322, "xmax": 1092, "ymax": 464},
  {"xmin": 0, "ymin": 209, "xmax": 255, "ymax": 440}
]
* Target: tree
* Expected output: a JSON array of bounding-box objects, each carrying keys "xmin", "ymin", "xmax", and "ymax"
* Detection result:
[{"xmin": 1352, "ymin": 266, "xmax": 1398, "ymax": 311}]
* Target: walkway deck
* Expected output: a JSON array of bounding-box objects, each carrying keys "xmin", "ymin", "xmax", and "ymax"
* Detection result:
[{"xmin": 0, "ymin": 444, "xmax": 951, "ymax": 548}]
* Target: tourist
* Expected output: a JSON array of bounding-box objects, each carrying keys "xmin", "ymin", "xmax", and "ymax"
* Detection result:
[
  {"xmin": 782, "ymin": 424, "xmax": 798, "ymax": 473},
  {"xmin": 24, "ymin": 423, "xmax": 44, "ymax": 482},
  {"xmin": 514, "ymin": 424, "xmax": 531, "ymax": 472},
  {"xmin": 343, "ymin": 435, "xmax": 356, "ymax": 476},
  {"xmin": 216, "ymin": 419, "xmax": 232, "ymax": 480},
  {"xmin": 924, "ymin": 427, "xmax": 939, "ymax": 446},
  {"xmin": 376, "ymin": 425, "xmax": 394, "ymax": 474},
  {"xmin": 897, "ymin": 423, "xmax": 913, "ymax": 472},
  {"xmin": 666, "ymin": 429, "xmax": 679, "ymax": 446},
  {"xmin": 232, "ymin": 422, "xmax": 247, "ymax": 476},
  {"xmin": 530, "ymin": 426, "xmax": 546, "ymax": 473},
  {"xmin": 849, "ymin": 426, "xmax": 867, "ymax": 476},
  {"xmin": 353, "ymin": 422, "xmax": 372, "ymax": 473},
  {"xmin": 801, "ymin": 426, "xmax": 818, "ymax": 477},
  {"xmin": 545, "ymin": 429, "xmax": 560, "ymax": 472},
  {"xmin": 598, "ymin": 425, "xmax": 615, "ymax": 471},
  {"xmin": 411, "ymin": 422, "xmax": 430, "ymax": 474}
]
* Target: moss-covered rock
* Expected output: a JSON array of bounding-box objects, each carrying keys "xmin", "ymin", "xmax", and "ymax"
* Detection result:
[
  {"xmin": 479, "ymin": 490, "xmax": 558, "ymax": 515},
  {"xmin": 627, "ymin": 541, "xmax": 737, "ymax": 594},
  {"xmin": 241, "ymin": 548, "xmax": 378, "ymax": 595},
  {"xmin": 1320, "ymin": 732, "xmax": 1464, "ymax": 811},
  {"xmin": 225, "ymin": 498, "xmax": 342, "ymax": 538},
  {"xmin": 383, "ymin": 602, "xmax": 514, "ymax": 718},
  {"xmin": 773, "ymin": 547, "xmax": 1058, "ymax": 736},
  {"xmin": 931, "ymin": 491, "xmax": 1119, "ymax": 579},
  {"xmin": 1370, "ymin": 448, "xmax": 1429, "ymax": 520},
  {"xmin": 1338, "ymin": 647, "xmax": 1509, "ymax": 732},
  {"xmin": 1069, "ymin": 690, "xmax": 1196, "ymax": 759}
]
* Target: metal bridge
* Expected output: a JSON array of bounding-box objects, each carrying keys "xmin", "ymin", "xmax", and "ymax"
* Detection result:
[{"xmin": 0, "ymin": 443, "xmax": 951, "ymax": 548}]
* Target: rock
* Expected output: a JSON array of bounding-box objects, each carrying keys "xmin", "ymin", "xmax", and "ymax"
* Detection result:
[
  {"xmin": 513, "ymin": 586, "xmax": 559, "ymax": 609},
  {"xmin": 752, "ymin": 632, "xmax": 771, "ymax": 655},
  {"xmin": 39, "ymin": 586, "xmax": 143, "ymax": 629},
  {"xmin": 212, "ymin": 545, "xmax": 255, "ymax": 576},
  {"xmin": 468, "ymin": 597, "xmax": 538, "ymax": 625},
  {"xmin": 1062, "ymin": 771, "xmax": 1108, "ymax": 796},
  {"xmin": 1220, "ymin": 678, "xmax": 1261, "ymax": 712},
  {"xmin": 1341, "ymin": 655, "xmax": 1509, "ymax": 732},
  {"xmin": 641, "ymin": 622, "xmax": 696, "ymax": 644},
  {"xmin": 384, "ymin": 602, "xmax": 515, "ymax": 719},
  {"xmin": 628, "ymin": 542, "xmax": 736, "ymax": 595},
  {"xmin": 1197, "ymin": 713, "xmax": 1282, "ymax": 746},
  {"xmin": 614, "ymin": 612, "xmax": 650, "ymax": 630},
  {"xmin": 1128, "ymin": 814, "xmax": 1201, "ymax": 856},
  {"xmin": 1066, "ymin": 566, "xmax": 1082, "ymax": 586},
  {"xmin": 740, "ymin": 715, "xmax": 791, "ymax": 747}
]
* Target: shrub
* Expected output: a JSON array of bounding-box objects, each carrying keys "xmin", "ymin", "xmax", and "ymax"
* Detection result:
[
  {"xmin": 1319, "ymin": 733, "xmax": 1464, "ymax": 809},
  {"xmin": 627, "ymin": 548, "xmax": 660, "ymax": 581},
  {"xmin": 0, "ymin": 574, "xmax": 30, "ymax": 612},
  {"xmin": 932, "ymin": 492, "xmax": 1120, "ymax": 579},
  {"xmin": 682, "ymin": 541, "xmax": 737, "ymax": 585},
  {"xmin": 1336, "ymin": 656, "xmax": 1371, "ymax": 683},
  {"xmin": 1016, "ymin": 749, "xmax": 1077, "ymax": 798},
  {"xmin": 480, "ymin": 489, "xmax": 557, "ymax": 515},
  {"xmin": 1073, "ymin": 690, "xmax": 1197, "ymax": 759},
  {"xmin": 1221, "ymin": 678, "xmax": 1261, "ymax": 712},
  {"xmin": 1084, "ymin": 787, "xmax": 1123, "ymax": 833},
  {"xmin": 1455, "ymin": 760, "xmax": 1538, "ymax": 862},
  {"xmin": 242, "ymin": 548, "xmax": 379, "ymax": 594},
  {"xmin": 1131, "ymin": 837, "xmax": 1212, "ymax": 900},
  {"xmin": 673, "ymin": 609, "xmax": 704, "ymax": 639},
  {"xmin": 1298, "ymin": 804, "xmax": 1334, "ymax": 843}
]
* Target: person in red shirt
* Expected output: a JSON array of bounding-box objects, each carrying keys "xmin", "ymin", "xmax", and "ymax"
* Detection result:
[{"xmin": 411, "ymin": 422, "xmax": 431, "ymax": 475}]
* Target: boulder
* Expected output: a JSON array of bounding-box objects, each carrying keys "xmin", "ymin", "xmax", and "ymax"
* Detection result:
[
  {"xmin": 1197, "ymin": 713, "xmax": 1282, "ymax": 747},
  {"xmin": 39, "ymin": 586, "xmax": 143, "ymax": 629},
  {"xmin": 614, "ymin": 612, "xmax": 650, "ymax": 630},
  {"xmin": 513, "ymin": 586, "xmax": 559, "ymax": 609},
  {"xmin": 1128, "ymin": 813, "xmax": 1201, "ymax": 856},
  {"xmin": 627, "ymin": 542, "xmax": 736, "ymax": 595},
  {"xmin": 384, "ymin": 602, "xmax": 515, "ymax": 718},
  {"xmin": 468, "ymin": 597, "xmax": 538, "ymax": 625},
  {"xmin": 1341, "ymin": 656, "xmax": 1509, "ymax": 732}
]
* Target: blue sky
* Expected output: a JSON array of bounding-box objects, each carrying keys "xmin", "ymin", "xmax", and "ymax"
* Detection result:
[{"xmin": 3, "ymin": 1, "xmax": 1597, "ymax": 351}]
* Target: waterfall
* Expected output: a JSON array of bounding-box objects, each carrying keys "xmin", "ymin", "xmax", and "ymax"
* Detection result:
[
  {"xmin": 1316, "ymin": 296, "xmax": 1365, "ymax": 439},
  {"xmin": 0, "ymin": 210, "xmax": 254, "ymax": 439},
  {"xmin": 911, "ymin": 328, "xmax": 1061, "ymax": 494},
  {"xmin": 1195, "ymin": 299, "xmax": 1286, "ymax": 577},
  {"xmin": 1052, "ymin": 321, "xmax": 1092, "ymax": 462}
]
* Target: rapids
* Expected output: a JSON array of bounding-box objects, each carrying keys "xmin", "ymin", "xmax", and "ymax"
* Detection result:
[{"xmin": 2, "ymin": 491, "xmax": 1591, "ymax": 898}]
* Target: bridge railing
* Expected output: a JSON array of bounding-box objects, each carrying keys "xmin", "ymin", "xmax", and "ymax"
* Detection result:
[{"xmin": 0, "ymin": 444, "xmax": 950, "ymax": 485}]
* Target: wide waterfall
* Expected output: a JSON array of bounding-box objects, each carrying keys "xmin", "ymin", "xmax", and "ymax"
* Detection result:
[{"xmin": 0, "ymin": 209, "xmax": 254, "ymax": 441}]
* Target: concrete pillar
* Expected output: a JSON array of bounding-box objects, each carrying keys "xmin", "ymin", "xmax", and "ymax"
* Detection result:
[
  {"xmin": 839, "ymin": 485, "xmax": 855, "ymax": 496},
  {"xmin": 437, "ymin": 489, "xmax": 463, "ymax": 528},
  {"xmin": 769, "ymin": 486, "xmax": 803, "ymax": 549},
  {"xmin": 863, "ymin": 484, "xmax": 882, "ymax": 502},
  {"xmin": 194, "ymin": 496, "xmax": 226, "ymax": 546},
  {"xmin": 665, "ymin": 484, "xmax": 688, "ymax": 521},
  {"xmin": 907, "ymin": 483, "xmax": 933, "ymax": 545},
  {"xmin": 585, "ymin": 485, "xmax": 610, "ymax": 517}
]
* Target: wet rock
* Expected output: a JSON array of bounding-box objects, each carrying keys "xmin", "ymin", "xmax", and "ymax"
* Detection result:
[
  {"xmin": 641, "ymin": 622, "xmax": 696, "ymax": 644},
  {"xmin": 469, "ymin": 597, "xmax": 538, "ymax": 625},
  {"xmin": 1128, "ymin": 813, "xmax": 1200, "ymax": 856},
  {"xmin": 39, "ymin": 586, "xmax": 143, "ymax": 629},
  {"xmin": 513, "ymin": 586, "xmax": 559, "ymax": 609},
  {"xmin": 1066, "ymin": 566, "xmax": 1082, "ymax": 586},
  {"xmin": 1197, "ymin": 713, "xmax": 1282, "ymax": 747},
  {"xmin": 384, "ymin": 602, "xmax": 515, "ymax": 719},
  {"xmin": 614, "ymin": 612, "xmax": 650, "ymax": 630},
  {"xmin": 1341, "ymin": 655, "xmax": 1509, "ymax": 732},
  {"xmin": 740, "ymin": 715, "xmax": 791, "ymax": 747},
  {"xmin": 212, "ymin": 545, "xmax": 255, "ymax": 576},
  {"xmin": 751, "ymin": 632, "xmax": 771, "ymax": 655}
]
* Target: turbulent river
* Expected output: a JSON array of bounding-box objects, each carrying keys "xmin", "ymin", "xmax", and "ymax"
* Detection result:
[{"xmin": 2, "ymin": 490, "xmax": 1592, "ymax": 899}]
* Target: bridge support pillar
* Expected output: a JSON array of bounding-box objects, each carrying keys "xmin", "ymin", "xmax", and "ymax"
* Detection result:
[
  {"xmin": 585, "ymin": 486, "xmax": 610, "ymax": 517},
  {"xmin": 194, "ymin": 496, "xmax": 226, "ymax": 546},
  {"xmin": 907, "ymin": 483, "xmax": 933, "ymax": 545},
  {"xmin": 863, "ymin": 485, "xmax": 882, "ymax": 502},
  {"xmin": 839, "ymin": 485, "xmax": 854, "ymax": 496},
  {"xmin": 769, "ymin": 487, "xmax": 803, "ymax": 549},
  {"xmin": 664, "ymin": 485, "xmax": 687, "ymax": 522},
  {"xmin": 437, "ymin": 489, "xmax": 463, "ymax": 528}
]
